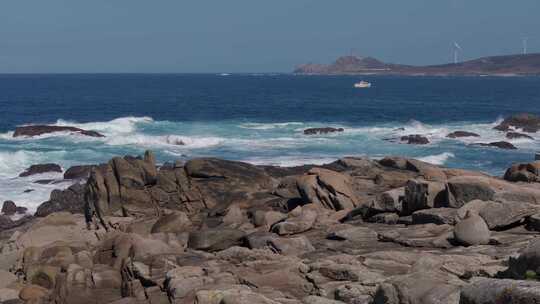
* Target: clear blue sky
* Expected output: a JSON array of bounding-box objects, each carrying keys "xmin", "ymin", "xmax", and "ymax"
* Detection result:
[{"xmin": 1, "ymin": 0, "xmax": 539, "ymax": 73}]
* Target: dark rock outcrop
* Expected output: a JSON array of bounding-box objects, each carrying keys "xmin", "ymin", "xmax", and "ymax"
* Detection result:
[
  {"xmin": 402, "ymin": 180, "xmax": 446, "ymax": 215},
  {"xmin": 63, "ymin": 165, "xmax": 97, "ymax": 180},
  {"xmin": 504, "ymin": 161, "xmax": 540, "ymax": 182},
  {"xmin": 19, "ymin": 163, "xmax": 62, "ymax": 177},
  {"xmin": 494, "ymin": 113, "xmax": 540, "ymax": 133},
  {"xmin": 35, "ymin": 183, "xmax": 86, "ymax": 217},
  {"xmin": 303, "ymin": 127, "xmax": 344, "ymax": 135},
  {"xmin": 506, "ymin": 131, "xmax": 534, "ymax": 140},
  {"xmin": 472, "ymin": 141, "xmax": 517, "ymax": 150},
  {"xmin": 1, "ymin": 200, "xmax": 27, "ymax": 215},
  {"xmin": 446, "ymin": 131, "xmax": 480, "ymax": 138},
  {"xmin": 13, "ymin": 125, "xmax": 105, "ymax": 138},
  {"xmin": 400, "ymin": 134, "xmax": 429, "ymax": 145}
]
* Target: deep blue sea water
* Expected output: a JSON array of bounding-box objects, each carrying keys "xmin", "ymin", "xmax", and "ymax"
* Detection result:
[{"xmin": 1, "ymin": 74, "xmax": 539, "ymax": 210}]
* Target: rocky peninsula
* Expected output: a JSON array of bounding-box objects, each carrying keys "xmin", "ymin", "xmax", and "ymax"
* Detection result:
[
  {"xmin": 294, "ymin": 53, "xmax": 540, "ymax": 76},
  {"xmin": 1, "ymin": 149, "xmax": 540, "ymax": 303}
]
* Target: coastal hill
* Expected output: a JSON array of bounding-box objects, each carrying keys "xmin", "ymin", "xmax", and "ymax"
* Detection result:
[{"xmin": 294, "ymin": 53, "xmax": 540, "ymax": 76}]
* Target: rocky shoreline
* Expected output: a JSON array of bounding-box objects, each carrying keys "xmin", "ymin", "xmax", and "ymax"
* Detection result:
[{"xmin": 1, "ymin": 150, "xmax": 540, "ymax": 303}]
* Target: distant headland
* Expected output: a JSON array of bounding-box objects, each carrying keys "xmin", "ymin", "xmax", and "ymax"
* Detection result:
[{"xmin": 294, "ymin": 53, "xmax": 540, "ymax": 76}]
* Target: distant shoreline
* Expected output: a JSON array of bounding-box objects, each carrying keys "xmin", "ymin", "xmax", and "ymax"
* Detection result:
[{"xmin": 294, "ymin": 53, "xmax": 540, "ymax": 77}]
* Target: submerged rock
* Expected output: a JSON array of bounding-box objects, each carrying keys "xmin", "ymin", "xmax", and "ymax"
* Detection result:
[
  {"xmin": 472, "ymin": 141, "xmax": 517, "ymax": 150},
  {"xmin": 13, "ymin": 125, "xmax": 105, "ymax": 138},
  {"xmin": 506, "ymin": 131, "xmax": 534, "ymax": 140},
  {"xmin": 303, "ymin": 127, "xmax": 344, "ymax": 135},
  {"xmin": 400, "ymin": 134, "xmax": 429, "ymax": 145},
  {"xmin": 446, "ymin": 131, "xmax": 480, "ymax": 138}
]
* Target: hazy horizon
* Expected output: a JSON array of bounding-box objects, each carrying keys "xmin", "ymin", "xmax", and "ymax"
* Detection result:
[{"xmin": 1, "ymin": 0, "xmax": 539, "ymax": 73}]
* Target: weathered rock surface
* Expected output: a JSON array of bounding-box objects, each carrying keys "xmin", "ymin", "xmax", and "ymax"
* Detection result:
[
  {"xmin": 296, "ymin": 168, "xmax": 358, "ymax": 210},
  {"xmin": 460, "ymin": 277, "xmax": 540, "ymax": 304},
  {"xmin": 504, "ymin": 160, "xmax": 540, "ymax": 182},
  {"xmin": 35, "ymin": 183, "xmax": 85, "ymax": 217},
  {"xmin": 272, "ymin": 205, "xmax": 318, "ymax": 235},
  {"xmin": 453, "ymin": 211, "xmax": 490, "ymax": 246},
  {"xmin": 63, "ymin": 165, "xmax": 97, "ymax": 180},
  {"xmin": 13, "ymin": 125, "xmax": 105, "ymax": 138},
  {"xmin": 402, "ymin": 180, "xmax": 446, "ymax": 215},
  {"xmin": 373, "ymin": 269, "xmax": 463, "ymax": 304},
  {"xmin": 505, "ymin": 238, "xmax": 540, "ymax": 279},
  {"xmin": 412, "ymin": 208, "xmax": 457, "ymax": 225},
  {"xmin": 188, "ymin": 228, "xmax": 245, "ymax": 251},
  {"xmin": 151, "ymin": 211, "xmax": 191, "ymax": 234},
  {"xmin": 4, "ymin": 151, "xmax": 540, "ymax": 303}
]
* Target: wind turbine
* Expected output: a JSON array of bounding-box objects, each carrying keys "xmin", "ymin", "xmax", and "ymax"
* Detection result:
[
  {"xmin": 522, "ymin": 36, "xmax": 529, "ymax": 55},
  {"xmin": 453, "ymin": 42, "xmax": 463, "ymax": 64}
]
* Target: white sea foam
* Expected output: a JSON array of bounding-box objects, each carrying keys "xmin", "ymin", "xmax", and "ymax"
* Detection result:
[
  {"xmin": 55, "ymin": 116, "xmax": 153, "ymax": 136},
  {"xmin": 104, "ymin": 133, "xmax": 224, "ymax": 149},
  {"xmin": 2, "ymin": 115, "xmax": 539, "ymax": 214},
  {"xmin": 239, "ymin": 122, "xmax": 304, "ymax": 130},
  {"xmin": 417, "ymin": 152, "xmax": 455, "ymax": 165},
  {"xmin": 0, "ymin": 173, "xmax": 73, "ymax": 213},
  {"xmin": 0, "ymin": 150, "xmax": 53, "ymax": 177},
  {"xmin": 0, "ymin": 150, "xmax": 74, "ymax": 213},
  {"xmin": 0, "ymin": 131, "xmax": 15, "ymax": 140}
]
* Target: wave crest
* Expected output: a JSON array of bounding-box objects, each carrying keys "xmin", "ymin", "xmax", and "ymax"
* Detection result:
[{"xmin": 417, "ymin": 152, "xmax": 455, "ymax": 165}]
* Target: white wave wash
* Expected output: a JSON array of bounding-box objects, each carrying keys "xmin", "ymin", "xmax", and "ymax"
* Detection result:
[
  {"xmin": 104, "ymin": 133, "xmax": 225, "ymax": 149},
  {"xmin": 55, "ymin": 116, "xmax": 154, "ymax": 136},
  {"xmin": 239, "ymin": 122, "xmax": 304, "ymax": 130},
  {"xmin": 417, "ymin": 152, "xmax": 455, "ymax": 165},
  {"xmin": 0, "ymin": 173, "xmax": 73, "ymax": 213},
  {"xmin": 1, "ymin": 115, "xmax": 539, "ymax": 213},
  {"xmin": 0, "ymin": 151, "xmax": 74, "ymax": 213}
]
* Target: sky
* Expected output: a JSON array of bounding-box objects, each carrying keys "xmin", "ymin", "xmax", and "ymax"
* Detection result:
[{"xmin": 0, "ymin": 0, "xmax": 539, "ymax": 73}]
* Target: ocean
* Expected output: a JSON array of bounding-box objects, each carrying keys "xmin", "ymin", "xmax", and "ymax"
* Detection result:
[{"xmin": 1, "ymin": 74, "xmax": 539, "ymax": 211}]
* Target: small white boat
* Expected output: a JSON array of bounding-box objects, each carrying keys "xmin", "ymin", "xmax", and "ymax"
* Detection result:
[{"xmin": 354, "ymin": 81, "xmax": 371, "ymax": 88}]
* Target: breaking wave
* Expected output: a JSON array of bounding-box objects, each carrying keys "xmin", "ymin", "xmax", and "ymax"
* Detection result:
[{"xmin": 417, "ymin": 152, "xmax": 455, "ymax": 165}]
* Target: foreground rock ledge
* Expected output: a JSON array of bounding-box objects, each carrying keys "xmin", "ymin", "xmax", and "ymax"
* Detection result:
[{"xmin": 1, "ymin": 151, "xmax": 540, "ymax": 303}]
